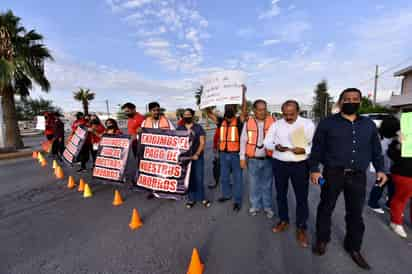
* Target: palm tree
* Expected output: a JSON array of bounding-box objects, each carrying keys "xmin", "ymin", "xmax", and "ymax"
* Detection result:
[
  {"xmin": 73, "ymin": 88, "xmax": 95, "ymax": 116},
  {"xmin": 0, "ymin": 10, "xmax": 53, "ymax": 149}
]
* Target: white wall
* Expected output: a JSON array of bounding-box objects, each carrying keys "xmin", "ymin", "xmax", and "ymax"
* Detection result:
[{"xmin": 402, "ymin": 73, "xmax": 412, "ymax": 95}]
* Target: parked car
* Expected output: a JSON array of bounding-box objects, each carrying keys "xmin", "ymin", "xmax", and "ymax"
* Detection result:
[{"xmin": 361, "ymin": 113, "xmax": 391, "ymax": 128}]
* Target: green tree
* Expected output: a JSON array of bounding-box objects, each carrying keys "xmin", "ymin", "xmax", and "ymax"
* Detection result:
[
  {"xmin": 0, "ymin": 10, "xmax": 53, "ymax": 149},
  {"xmin": 73, "ymin": 88, "xmax": 95, "ymax": 115},
  {"xmin": 312, "ymin": 80, "xmax": 333, "ymax": 121},
  {"xmin": 359, "ymin": 96, "xmax": 391, "ymax": 114},
  {"xmin": 16, "ymin": 97, "xmax": 62, "ymax": 120}
]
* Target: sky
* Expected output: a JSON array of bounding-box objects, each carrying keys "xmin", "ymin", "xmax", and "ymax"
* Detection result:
[{"xmin": 2, "ymin": 0, "xmax": 412, "ymax": 113}]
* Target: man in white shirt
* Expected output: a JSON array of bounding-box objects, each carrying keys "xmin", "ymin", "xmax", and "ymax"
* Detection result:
[{"xmin": 264, "ymin": 100, "xmax": 315, "ymax": 248}]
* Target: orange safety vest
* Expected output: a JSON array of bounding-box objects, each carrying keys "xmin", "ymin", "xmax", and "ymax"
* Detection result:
[
  {"xmin": 219, "ymin": 119, "xmax": 240, "ymax": 152},
  {"xmin": 144, "ymin": 116, "xmax": 171, "ymax": 129},
  {"xmin": 246, "ymin": 116, "xmax": 274, "ymax": 158}
]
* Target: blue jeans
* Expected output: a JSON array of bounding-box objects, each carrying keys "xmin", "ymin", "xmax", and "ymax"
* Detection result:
[
  {"xmin": 188, "ymin": 155, "xmax": 205, "ymax": 202},
  {"xmin": 248, "ymin": 158, "xmax": 273, "ymax": 210},
  {"xmin": 220, "ymin": 152, "xmax": 243, "ymax": 204},
  {"xmin": 273, "ymin": 159, "xmax": 309, "ymax": 229}
]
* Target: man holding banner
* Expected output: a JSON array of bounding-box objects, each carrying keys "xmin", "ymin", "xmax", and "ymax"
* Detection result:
[
  {"xmin": 206, "ymin": 84, "xmax": 247, "ymax": 212},
  {"xmin": 141, "ymin": 101, "xmax": 175, "ymax": 199}
]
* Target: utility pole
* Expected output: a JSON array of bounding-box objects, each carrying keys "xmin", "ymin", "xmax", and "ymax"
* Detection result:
[
  {"xmin": 373, "ymin": 65, "xmax": 379, "ymax": 106},
  {"xmin": 324, "ymin": 95, "xmax": 328, "ymax": 118},
  {"xmin": 105, "ymin": 99, "xmax": 110, "ymax": 118}
]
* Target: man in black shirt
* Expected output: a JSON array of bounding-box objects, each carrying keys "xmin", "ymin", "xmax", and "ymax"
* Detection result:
[{"xmin": 309, "ymin": 88, "xmax": 387, "ymax": 270}]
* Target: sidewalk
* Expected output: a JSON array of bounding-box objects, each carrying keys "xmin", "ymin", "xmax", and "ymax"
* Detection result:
[{"xmin": 0, "ymin": 147, "xmax": 36, "ymax": 161}]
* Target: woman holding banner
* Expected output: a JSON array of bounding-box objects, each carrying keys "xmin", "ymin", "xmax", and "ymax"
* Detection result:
[
  {"xmin": 177, "ymin": 108, "xmax": 211, "ymax": 208},
  {"xmin": 89, "ymin": 114, "xmax": 106, "ymax": 163},
  {"xmin": 105, "ymin": 119, "xmax": 123, "ymax": 135}
]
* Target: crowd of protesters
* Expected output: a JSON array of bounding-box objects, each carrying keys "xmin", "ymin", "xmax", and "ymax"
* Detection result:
[{"xmin": 43, "ymin": 87, "xmax": 412, "ymax": 270}]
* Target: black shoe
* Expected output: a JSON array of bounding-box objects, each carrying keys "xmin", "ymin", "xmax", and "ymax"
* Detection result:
[
  {"xmin": 217, "ymin": 197, "xmax": 231, "ymax": 203},
  {"xmin": 312, "ymin": 241, "xmax": 327, "ymax": 256},
  {"xmin": 146, "ymin": 193, "xmax": 155, "ymax": 200},
  {"xmin": 77, "ymin": 168, "xmax": 86, "ymax": 173},
  {"xmin": 344, "ymin": 247, "xmax": 371, "ymax": 270},
  {"xmin": 208, "ymin": 182, "xmax": 218, "ymax": 189},
  {"xmin": 233, "ymin": 203, "xmax": 241, "ymax": 212},
  {"xmin": 347, "ymin": 251, "xmax": 371, "ymax": 270}
]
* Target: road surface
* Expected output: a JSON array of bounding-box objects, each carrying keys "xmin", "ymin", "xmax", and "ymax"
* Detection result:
[{"xmin": 1, "ymin": 135, "xmax": 411, "ymax": 274}]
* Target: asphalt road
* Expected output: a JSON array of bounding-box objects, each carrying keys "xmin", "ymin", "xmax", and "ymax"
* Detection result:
[{"xmin": 1, "ymin": 135, "xmax": 412, "ymax": 274}]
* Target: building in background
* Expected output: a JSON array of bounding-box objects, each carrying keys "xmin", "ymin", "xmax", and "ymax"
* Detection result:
[{"xmin": 389, "ymin": 65, "xmax": 412, "ymax": 111}]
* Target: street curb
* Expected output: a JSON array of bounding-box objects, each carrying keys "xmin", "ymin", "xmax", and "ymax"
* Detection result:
[{"xmin": 0, "ymin": 150, "xmax": 34, "ymax": 161}]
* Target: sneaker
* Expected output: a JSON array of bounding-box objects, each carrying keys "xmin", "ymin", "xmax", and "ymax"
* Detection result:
[
  {"xmin": 390, "ymin": 222, "xmax": 407, "ymax": 238},
  {"xmin": 369, "ymin": 206, "xmax": 384, "ymax": 214},
  {"xmin": 264, "ymin": 208, "xmax": 274, "ymax": 219},
  {"xmin": 249, "ymin": 208, "xmax": 259, "ymax": 216}
]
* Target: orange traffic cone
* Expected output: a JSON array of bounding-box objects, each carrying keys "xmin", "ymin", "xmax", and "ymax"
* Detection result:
[
  {"xmin": 112, "ymin": 190, "xmax": 123, "ymax": 206},
  {"xmin": 78, "ymin": 178, "xmax": 85, "ymax": 192},
  {"xmin": 67, "ymin": 176, "xmax": 76, "ymax": 189},
  {"xmin": 186, "ymin": 248, "xmax": 204, "ymax": 274},
  {"xmin": 41, "ymin": 158, "xmax": 47, "ymax": 167},
  {"xmin": 83, "ymin": 184, "xmax": 93, "ymax": 198},
  {"xmin": 56, "ymin": 166, "xmax": 64, "ymax": 179},
  {"xmin": 32, "ymin": 151, "xmax": 38, "ymax": 159},
  {"xmin": 129, "ymin": 208, "xmax": 143, "ymax": 230}
]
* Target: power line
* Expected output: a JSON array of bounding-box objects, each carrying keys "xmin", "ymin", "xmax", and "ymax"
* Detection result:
[{"xmin": 359, "ymin": 55, "xmax": 412, "ymax": 86}]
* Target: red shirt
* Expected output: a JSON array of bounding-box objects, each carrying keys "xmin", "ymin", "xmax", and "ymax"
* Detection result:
[
  {"xmin": 213, "ymin": 127, "xmax": 220, "ymax": 150},
  {"xmin": 90, "ymin": 123, "xmax": 106, "ymax": 144},
  {"xmin": 177, "ymin": 119, "xmax": 185, "ymax": 127},
  {"xmin": 71, "ymin": 118, "xmax": 87, "ymax": 133},
  {"xmin": 127, "ymin": 112, "xmax": 145, "ymax": 136},
  {"xmin": 45, "ymin": 115, "xmax": 56, "ymax": 136}
]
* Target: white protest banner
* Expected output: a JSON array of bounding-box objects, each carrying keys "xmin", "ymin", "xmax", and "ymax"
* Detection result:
[{"xmin": 200, "ymin": 70, "xmax": 246, "ymax": 109}]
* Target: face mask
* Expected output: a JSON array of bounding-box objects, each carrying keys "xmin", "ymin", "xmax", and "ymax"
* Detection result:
[
  {"xmin": 91, "ymin": 119, "xmax": 99, "ymax": 124},
  {"xmin": 183, "ymin": 117, "xmax": 193, "ymax": 124},
  {"xmin": 341, "ymin": 103, "xmax": 360, "ymax": 115},
  {"xmin": 126, "ymin": 113, "xmax": 134, "ymax": 118},
  {"xmin": 107, "ymin": 125, "xmax": 115, "ymax": 130}
]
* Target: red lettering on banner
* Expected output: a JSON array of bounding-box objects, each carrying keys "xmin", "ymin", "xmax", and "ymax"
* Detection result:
[
  {"xmin": 101, "ymin": 147, "xmax": 121, "ymax": 159},
  {"xmin": 141, "ymin": 133, "xmax": 187, "ymax": 149},
  {"xmin": 63, "ymin": 150, "xmax": 73, "ymax": 162},
  {"xmin": 139, "ymin": 160, "xmax": 181, "ymax": 178},
  {"xmin": 76, "ymin": 127, "xmax": 86, "ymax": 138},
  {"xmin": 95, "ymin": 157, "xmax": 122, "ymax": 170},
  {"xmin": 166, "ymin": 150, "xmax": 179, "ymax": 163},
  {"xmin": 93, "ymin": 167, "xmax": 120, "ymax": 181},
  {"xmin": 178, "ymin": 137, "xmax": 190, "ymax": 150},
  {"xmin": 137, "ymin": 174, "xmax": 178, "ymax": 192},
  {"xmin": 100, "ymin": 137, "xmax": 129, "ymax": 148},
  {"xmin": 66, "ymin": 142, "xmax": 77, "ymax": 155},
  {"xmin": 143, "ymin": 147, "xmax": 179, "ymax": 163}
]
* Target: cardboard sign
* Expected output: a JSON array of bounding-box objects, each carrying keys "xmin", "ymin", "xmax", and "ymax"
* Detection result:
[
  {"xmin": 63, "ymin": 126, "xmax": 88, "ymax": 165},
  {"xmin": 200, "ymin": 70, "xmax": 246, "ymax": 109},
  {"xmin": 92, "ymin": 135, "xmax": 131, "ymax": 183},
  {"xmin": 135, "ymin": 128, "xmax": 193, "ymax": 200},
  {"xmin": 401, "ymin": 112, "xmax": 412, "ymax": 157}
]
